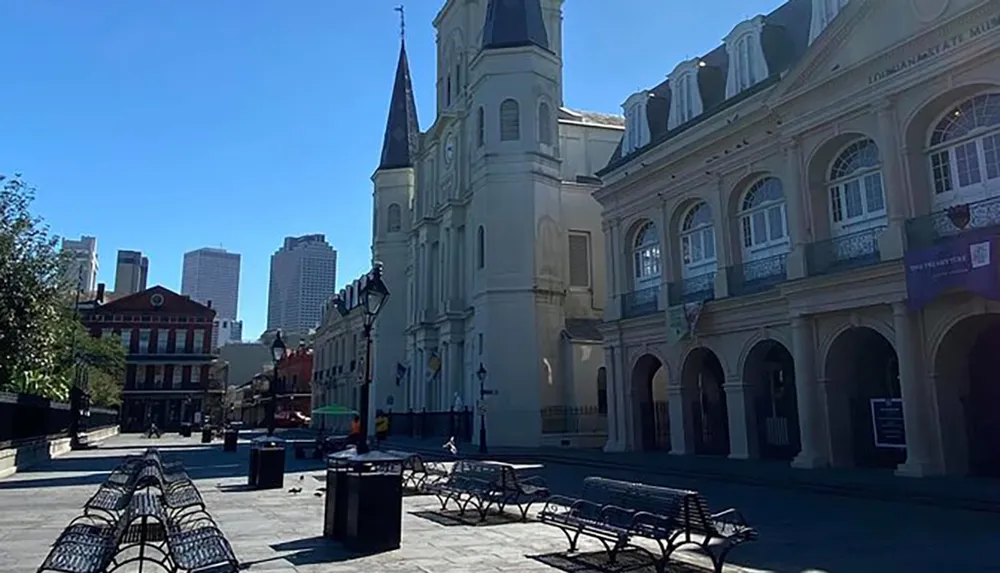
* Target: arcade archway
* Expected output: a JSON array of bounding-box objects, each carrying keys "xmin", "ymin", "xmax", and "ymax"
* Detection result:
[
  {"xmin": 743, "ymin": 340, "xmax": 800, "ymax": 461},
  {"xmin": 824, "ymin": 327, "xmax": 902, "ymax": 469},
  {"xmin": 630, "ymin": 354, "xmax": 670, "ymax": 451},
  {"xmin": 934, "ymin": 314, "xmax": 1000, "ymax": 478},
  {"xmin": 681, "ymin": 348, "xmax": 729, "ymax": 456}
]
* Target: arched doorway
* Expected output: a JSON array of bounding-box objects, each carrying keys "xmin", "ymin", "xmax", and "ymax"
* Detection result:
[
  {"xmin": 631, "ymin": 354, "xmax": 670, "ymax": 451},
  {"xmin": 681, "ymin": 348, "xmax": 729, "ymax": 456},
  {"xmin": 824, "ymin": 327, "xmax": 903, "ymax": 469},
  {"xmin": 934, "ymin": 314, "xmax": 1000, "ymax": 478},
  {"xmin": 742, "ymin": 340, "xmax": 800, "ymax": 461}
]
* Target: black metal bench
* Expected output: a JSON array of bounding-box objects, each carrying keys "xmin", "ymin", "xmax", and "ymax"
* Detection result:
[
  {"xmin": 426, "ymin": 460, "xmax": 550, "ymax": 520},
  {"xmin": 539, "ymin": 476, "xmax": 756, "ymax": 573},
  {"xmin": 392, "ymin": 452, "xmax": 449, "ymax": 491}
]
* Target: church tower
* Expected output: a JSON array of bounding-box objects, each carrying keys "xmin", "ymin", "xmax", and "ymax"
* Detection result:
[
  {"xmin": 469, "ymin": 0, "xmax": 566, "ymax": 447},
  {"xmin": 371, "ymin": 23, "xmax": 419, "ymax": 416}
]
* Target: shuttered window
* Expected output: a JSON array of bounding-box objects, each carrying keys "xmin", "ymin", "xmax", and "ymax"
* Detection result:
[
  {"xmin": 568, "ymin": 232, "xmax": 591, "ymax": 288},
  {"xmin": 500, "ymin": 99, "xmax": 520, "ymax": 141}
]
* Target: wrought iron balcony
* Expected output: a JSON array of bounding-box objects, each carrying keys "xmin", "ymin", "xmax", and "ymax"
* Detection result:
[
  {"xmin": 620, "ymin": 285, "xmax": 659, "ymax": 319},
  {"xmin": 805, "ymin": 226, "xmax": 885, "ymax": 277},
  {"xmin": 726, "ymin": 253, "xmax": 788, "ymax": 297},
  {"xmin": 905, "ymin": 195, "xmax": 1000, "ymax": 250},
  {"xmin": 667, "ymin": 272, "xmax": 716, "ymax": 306}
]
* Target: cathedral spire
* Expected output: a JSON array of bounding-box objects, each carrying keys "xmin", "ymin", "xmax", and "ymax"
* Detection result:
[
  {"xmin": 481, "ymin": 0, "xmax": 550, "ymax": 52},
  {"xmin": 378, "ymin": 6, "xmax": 419, "ymax": 171}
]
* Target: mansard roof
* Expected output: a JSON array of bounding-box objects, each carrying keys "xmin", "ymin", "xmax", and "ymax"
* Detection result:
[
  {"xmin": 481, "ymin": 0, "xmax": 550, "ymax": 52},
  {"xmin": 378, "ymin": 40, "xmax": 420, "ymax": 171},
  {"xmin": 598, "ymin": 0, "xmax": 812, "ymax": 176}
]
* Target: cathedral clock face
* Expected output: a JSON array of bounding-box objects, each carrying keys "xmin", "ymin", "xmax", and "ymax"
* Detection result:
[{"xmin": 444, "ymin": 134, "xmax": 455, "ymax": 166}]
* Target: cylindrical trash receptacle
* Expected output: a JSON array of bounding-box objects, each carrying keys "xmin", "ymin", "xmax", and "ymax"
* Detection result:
[
  {"xmin": 323, "ymin": 451, "xmax": 355, "ymax": 541},
  {"xmin": 223, "ymin": 428, "xmax": 238, "ymax": 452},
  {"xmin": 255, "ymin": 436, "xmax": 286, "ymax": 490},
  {"xmin": 180, "ymin": 422, "xmax": 192, "ymax": 437},
  {"xmin": 343, "ymin": 452, "xmax": 405, "ymax": 553},
  {"xmin": 248, "ymin": 441, "xmax": 261, "ymax": 487},
  {"xmin": 201, "ymin": 427, "xmax": 212, "ymax": 443}
]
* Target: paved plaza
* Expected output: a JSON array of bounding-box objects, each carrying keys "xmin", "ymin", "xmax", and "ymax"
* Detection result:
[{"xmin": 0, "ymin": 434, "xmax": 996, "ymax": 573}]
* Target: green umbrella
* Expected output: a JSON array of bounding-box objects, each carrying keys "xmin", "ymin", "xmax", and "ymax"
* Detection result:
[{"xmin": 311, "ymin": 405, "xmax": 357, "ymax": 416}]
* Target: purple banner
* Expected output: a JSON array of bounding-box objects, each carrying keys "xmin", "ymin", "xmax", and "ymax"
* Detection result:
[{"xmin": 905, "ymin": 230, "xmax": 1000, "ymax": 310}]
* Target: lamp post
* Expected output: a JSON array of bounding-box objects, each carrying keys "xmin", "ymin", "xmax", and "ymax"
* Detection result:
[
  {"xmin": 267, "ymin": 331, "xmax": 287, "ymax": 436},
  {"xmin": 333, "ymin": 263, "xmax": 389, "ymax": 454},
  {"xmin": 477, "ymin": 363, "xmax": 496, "ymax": 454}
]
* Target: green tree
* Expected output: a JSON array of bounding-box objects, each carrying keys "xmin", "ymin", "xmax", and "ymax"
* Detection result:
[{"xmin": 0, "ymin": 173, "xmax": 70, "ymax": 396}]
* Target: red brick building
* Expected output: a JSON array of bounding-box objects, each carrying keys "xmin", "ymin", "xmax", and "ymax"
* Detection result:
[
  {"xmin": 276, "ymin": 345, "xmax": 313, "ymax": 418},
  {"xmin": 81, "ymin": 285, "xmax": 220, "ymax": 432}
]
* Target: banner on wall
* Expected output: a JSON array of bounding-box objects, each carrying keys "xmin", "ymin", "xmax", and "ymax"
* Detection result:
[
  {"xmin": 666, "ymin": 302, "xmax": 705, "ymax": 345},
  {"xmin": 904, "ymin": 228, "xmax": 1000, "ymax": 310}
]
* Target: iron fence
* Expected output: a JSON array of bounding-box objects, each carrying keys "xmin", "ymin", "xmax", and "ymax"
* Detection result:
[
  {"xmin": 726, "ymin": 253, "xmax": 788, "ymax": 297},
  {"xmin": 805, "ymin": 226, "xmax": 885, "ymax": 277},
  {"xmin": 667, "ymin": 272, "xmax": 716, "ymax": 306},
  {"xmin": 0, "ymin": 391, "xmax": 119, "ymax": 447},
  {"xmin": 905, "ymin": 196, "xmax": 1000, "ymax": 250},
  {"xmin": 540, "ymin": 405, "xmax": 608, "ymax": 434},
  {"xmin": 620, "ymin": 285, "xmax": 659, "ymax": 319},
  {"xmin": 386, "ymin": 407, "xmax": 473, "ymax": 442}
]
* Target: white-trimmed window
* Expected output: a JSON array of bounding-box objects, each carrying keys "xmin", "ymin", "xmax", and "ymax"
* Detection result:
[
  {"xmin": 809, "ymin": 0, "xmax": 850, "ymax": 45},
  {"xmin": 741, "ymin": 177, "xmax": 789, "ymax": 259},
  {"xmin": 668, "ymin": 61, "xmax": 704, "ymax": 130},
  {"xmin": 828, "ymin": 138, "xmax": 886, "ymax": 235},
  {"xmin": 724, "ymin": 17, "xmax": 769, "ymax": 98},
  {"xmin": 631, "ymin": 221, "xmax": 661, "ymax": 288},
  {"xmin": 928, "ymin": 93, "xmax": 1000, "ymax": 210},
  {"xmin": 500, "ymin": 99, "xmax": 520, "ymax": 141},
  {"xmin": 387, "ymin": 203, "xmax": 402, "ymax": 232},
  {"xmin": 622, "ymin": 91, "xmax": 650, "ymax": 154},
  {"xmin": 175, "ymin": 329, "xmax": 187, "ymax": 353},
  {"xmin": 191, "ymin": 366, "xmax": 201, "ymax": 385},
  {"xmin": 680, "ymin": 202, "xmax": 717, "ymax": 277},
  {"xmin": 172, "ymin": 366, "xmax": 182, "ymax": 387},
  {"xmin": 538, "ymin": 101, "xmax": 553, "ymax": 145}
]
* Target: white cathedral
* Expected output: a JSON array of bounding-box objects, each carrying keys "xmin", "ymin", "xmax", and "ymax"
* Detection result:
[{"xmin": 369, "ymin": 0, "xmax": 622, "ymax": 447}]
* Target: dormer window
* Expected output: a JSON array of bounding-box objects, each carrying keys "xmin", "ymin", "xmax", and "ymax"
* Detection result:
[
  {"xmin": 668, "ymin": 60, "xmax": 704, "ymax": 130},
  {"xmin": 810, "ymin": 0, "xmax": 850, "ymax": 45},
  {"xmin": 622, "ymin": 91, "xmax": 651, "ymax": 155},
  {"xmin": 724, "ymin": 17, "xmax": 769, "ymax": 98}
]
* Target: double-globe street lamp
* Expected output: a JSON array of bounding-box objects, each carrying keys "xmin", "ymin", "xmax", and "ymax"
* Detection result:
[
  {"xmin": 265, "ymin": 330, "xmax": 288, "ymax": 436},
  {"xmin": 477, "ymin": 363, "xmax": 497, "ymax": 454},
  {"xmin": 333, "ymin": 262, "xmax": 390, "ymax": 454}
]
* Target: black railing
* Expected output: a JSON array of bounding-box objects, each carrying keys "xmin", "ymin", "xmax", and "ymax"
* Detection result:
[
  {"xmin": 620, "ymin": 285, "xmax": 659, "ymax": 319},
  {"xmin": 727, "ymin": 253, "xmax": 788, "ymax": 297},
  {"xmin": 905, "ymin": 195, "xmax": 1000, "ymax": 250},
  {"xmin": 0, "ymin": 391, "xmax": 119, "ymax": 446},
  {"xmin": 540, "ymin": 405, "xmax": 608, "ymax": 434},
  {"xmin": 805, "ymin": 226, "xmax": 885, "ymax": 277},
  {"xmin": 667, "ymin": 272, "xmax": 716, "ymax": 306},
  {"xmin": 386, "ymin": 407, "xmax": 473, "ymax": 442}
]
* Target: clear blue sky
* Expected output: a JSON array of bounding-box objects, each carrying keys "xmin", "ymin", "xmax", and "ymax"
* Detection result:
[{"xmin": 0, "ymin": 0, "xmax": 784, "ymax": 340}]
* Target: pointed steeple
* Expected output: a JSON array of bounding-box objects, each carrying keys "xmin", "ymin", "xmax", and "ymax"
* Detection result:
[
  {"xmin": 481, "ymin": 0, "xmax": 550, "ymax": 52},
  {"xmin": 378, "ymin": 37, "xmax": 420, "ymax": 171}
]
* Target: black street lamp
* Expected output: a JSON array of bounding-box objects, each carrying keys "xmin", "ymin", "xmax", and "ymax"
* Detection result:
[
  {"xmin": 477, "ymin": 363, "xmax": 497, "ymax": 454},
  {"xmin": 334, "ymin": 262, "xmax": 389, "ymax": 454},
  {"xmin": 267, "ymin": 330, "xmax": 287, "ymax": 436}
]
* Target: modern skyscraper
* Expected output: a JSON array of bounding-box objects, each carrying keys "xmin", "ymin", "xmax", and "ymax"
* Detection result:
[
  {"xmin": 61, "ymin": 235, "xmax": 99, "ymax": 293},
  {"xmin": 181, "ymin": 247, "xmax": 241, "ymax": 321},
  {"xmin": 114, "ymin": 250, "xmax": 148, "ymax": 296},
  {"xmin": 267, "ymin": 234, "xmax": 337, "ymax": 334}
]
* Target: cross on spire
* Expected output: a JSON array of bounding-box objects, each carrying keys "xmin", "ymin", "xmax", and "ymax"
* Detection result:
[{"xmin": 394, "ymin": 4, "xmax": 406, "ymax": 42}]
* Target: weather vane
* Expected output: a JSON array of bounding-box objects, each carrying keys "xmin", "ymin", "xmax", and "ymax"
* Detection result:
[{"xmin": 394, "ymin": 4, "xmax": 405, "ymax": 41}]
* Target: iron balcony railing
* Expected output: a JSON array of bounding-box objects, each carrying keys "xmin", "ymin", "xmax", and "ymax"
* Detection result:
[
  {"xmin": 905, "ymin": 195, "xmax": 1000, "ymax": 250},
  {"xmin": 540, "ymin": 405, "xmax": 608, "ymax": 435},
  {"xmin": 726, "ymin": 253, "xmax": 788, "ymax": 297},
  {"xmin": 805, "ymin": 226, "xmax": 885, "ymax": 277},
  {"xmin": 667, "ymin": 272, "xmax": 716, "ymax": 306},
  {"xmin": 620, "ymin": 285, "xmax": 659, "ymax": 319}
]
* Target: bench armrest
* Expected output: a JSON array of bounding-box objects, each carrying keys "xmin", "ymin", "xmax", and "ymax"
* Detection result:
[
  {"xmin": 710, "ymin": 508, "xmax": 754, "ymax": 538},
  {"xmin": 540, "ymin": 494, "xmax": 578, "ymax": 514},
  {"xmin": 519, "ymin": 475, "xmax": 547, "ymax": 488},
  {"xmin": 600, "ymin": 503, "xmax": 637, "ymax": 525},
  {"xmin": 630, "ymin": 510, "xmax": 672, "ymax": 534}
]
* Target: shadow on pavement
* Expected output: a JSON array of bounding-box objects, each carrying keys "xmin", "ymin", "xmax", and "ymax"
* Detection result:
[
  {"xmin": 409, "ymin": 509, "xmax": 525, "ymax": 527},
  {"xmin": 529, "ymin": 548, "xmax": 709, "ymax": 572},
  {"xmin": 239, "ymin": 536, "xmax": 374, "ymax": 568}
]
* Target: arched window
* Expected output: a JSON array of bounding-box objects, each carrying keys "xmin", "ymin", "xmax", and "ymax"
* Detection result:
[
  {"xmin": 387, "ymin": 203, "xmax": 402, "ymax": 232},
  {"xmin": 477, "ymin": 106, "xmax": 485, "ymax": 148},
  {"xmin": 476, "ymin": 225, "xmax": 485, "ymax": 269},
  {"xmin": 680, "ymin": 202, "xmax": 716, "ymax": 277},
  {"xmin": 828, "ymin": 138, "xmax": 886, "ymax": 234},
  {"xmin": 928, "ymin": 93, "xmax": 1000, "ymax": 208},
  {"xmin": 631, "ymin": 221, "xmax": 661, "ymax": 287},
  {"xmin": 538, "ymin": 101, "xmax": 552, "ymax": 145},
  {"xmin": 500, "ymin": 99, "xmax": 520, "ymax": 141},
  {"xmin": 740, "ymin": 177, "xmax": 788, "ymax": 259}
]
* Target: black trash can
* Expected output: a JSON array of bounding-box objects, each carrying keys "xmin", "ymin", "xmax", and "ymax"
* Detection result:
[
  {"xmin": 248, "ymin": 440, "xmax": 261, "ymax": 487},
  {"xmin": 180, "ymin": 422, "xmax": 192, "ymax": 438},
  {"xmin": 201, "ymin": 427, "xmax": 212, "ymax": 443},
  {"xmin": 323, "ymin": 450, "xmax": 357, "ymax": 541},
  {"xmin": 254, "ymin": 436, "xmax": 286, "ymax": 490},
  {"xmin": 223, "ymin": 428, "xmax": 238, "ymax": 452},
  {"xmin": 343, "ymin": 451, "xmax": 405, "ymax": 553}
]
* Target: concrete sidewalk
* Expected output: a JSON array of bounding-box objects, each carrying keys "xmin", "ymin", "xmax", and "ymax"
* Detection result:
[{"xmin": 381, "ymin": 436, "xmax": 1000, "ymax": 513}]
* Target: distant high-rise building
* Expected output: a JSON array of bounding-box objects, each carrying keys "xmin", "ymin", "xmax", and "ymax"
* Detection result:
[
  {"xmin": 181, "ymin": 248, "xmax": 241, "ymax": 321},
  {"xmin": 114, "ymin": 250, "xmax": 148, "ymax": 296},
  {"xmin": 61, "ymin": 235, "xmax": 99, "ymax": 293},
  {"xmin": 212, "ymin": 318, "xmax": 243, "ymax": 349},
  {"xmin": 267, "ymin": 234, "xmax": 337, "ymax": 334}
]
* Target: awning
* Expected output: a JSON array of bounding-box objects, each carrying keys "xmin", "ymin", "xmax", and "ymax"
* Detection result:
[{"xmin": 312, "ymin": 405, "xmax": 357, "ymax": 416}]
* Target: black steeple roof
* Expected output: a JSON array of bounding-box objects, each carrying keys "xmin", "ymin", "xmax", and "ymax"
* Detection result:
[
  {"xmin": 378, "ymin": 40, "xmax": 420, "ymax": 171},
  {"xmin": 481, "ymin": 0, "xmax": 550, "ymax": 52}
]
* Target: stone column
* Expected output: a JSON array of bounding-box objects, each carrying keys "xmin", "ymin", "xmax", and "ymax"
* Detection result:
[
  {"xmin": 668, "ymin": 384, "xmax": 696, "ymax": 455},
  {"xmin": 711, "ymin": 176, "xmax": 731, "ymax": 299},
  {"xmin": 876, "ymin": 99, "xmax": 907, "ymax": 261},
  {"xmin": 783, "ymin": 138, "xmax": 809, "ymax": 279},
  {"xmin": 724, "ymin": 375, "xmax": 759, "ymax": 459},
  {"xmin": 603, "ymin": 345, "xmax": 627, "ymax": 452},
  {"xmin": 604, "ymin": 219, "xmax": 623, "ymax": 321},
  {"xmin": 790, "ymin": 316, "xmax": 830, "ymax": 468},
  {"xmin": 892, "ymin": 303, "xmax": 945, "ymax": 476},
  {"xmin": 659, "ymin": 198, "xmax": 674, "ymax": 308}
]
